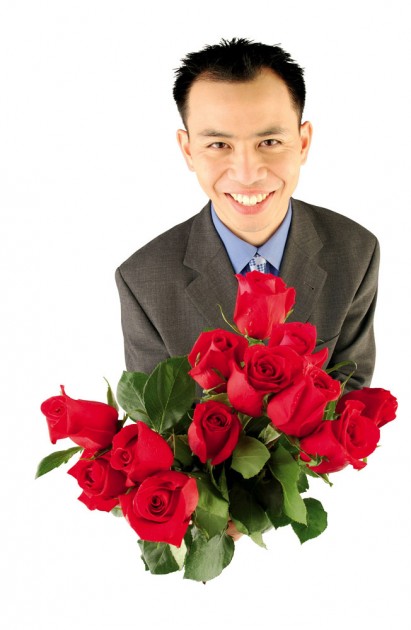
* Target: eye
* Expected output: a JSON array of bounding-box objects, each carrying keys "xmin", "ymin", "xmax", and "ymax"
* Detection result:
[
  {"xmin": 260, "ymin": 139, "xmax": 280, "ymax": 147},
  {"xmin": 208, "ymin": 141, "xmax": 229, "ymax": 149}
]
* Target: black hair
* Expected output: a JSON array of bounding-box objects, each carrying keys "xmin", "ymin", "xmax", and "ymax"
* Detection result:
[{"xmin": 173, "ymin": 37, "xmax": 306, "ymax": 127}]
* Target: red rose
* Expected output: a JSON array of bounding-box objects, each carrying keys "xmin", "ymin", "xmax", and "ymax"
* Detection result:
[
  {"xmin": 226, "ymin": 362, "xmax": 265, "ymax": 417},
  {"xmin": 269, "ymin": 322, "xmax": 317, "ymax": 354},
  {"xmin": 119, "ymin": 471, "xmax": 198, "ymax": 547},
  {"xmin": 68, "ymin": 450, "xmax": 128, "ymax": 512},
  {"xmin": 227, "ymin": 345, "xmax": 303, "ymax": 416},
  {"xmin": 188, "ymin": 329, "xmax": 248, "ymax": 391},
  {"xmin": 40, "ymin": 386, "xmax": 118, "ymax": 450},
  {"xmin": 188, "ymin": 401, "xmax": 242, "ymax": 465},
  {"xmin": 111, "ymin": 421, "xmax": 174, "ymax": 486},
  {"xmin": 300, "ymin": 400, "xmax": 381, "ymax": 473},
  {"xmin": 269, "ymin": 322, "xmax": 328, "ymax": 367},
  {"xmin": 246, "ymin": 345, "xmax": 302, "ymax": 392},
  {"xmin": 336, "ymin": 387, "xmax": 398, "ymax": 428},
  {"xmin": 267, "ymin": 364, "xmax": 341, "ymax": 437},
  {"xmin": 233, "ymin": 271, "xmax": 296, "ymax": 340},
  {"xmin": 304, "ymin": 347, "xmax": 329, "ymax": 369}
]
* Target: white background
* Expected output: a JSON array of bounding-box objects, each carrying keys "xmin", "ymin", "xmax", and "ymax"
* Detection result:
[{"xmin": 1, "ymin": 1, "xmax": 410, "ymax": 628}]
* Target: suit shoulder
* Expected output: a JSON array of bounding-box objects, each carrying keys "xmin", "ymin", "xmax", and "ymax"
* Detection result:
[
  {"xmin": 117, "ymin": 212, "xmax": 198, "ymax": 276},
  {"xmin": 293, "ymin": 198, "xmax": 379, "ymax": 249}
]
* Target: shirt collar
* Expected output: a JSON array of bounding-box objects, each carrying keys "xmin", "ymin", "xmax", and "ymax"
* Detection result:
[{"xmin": 210, "ymin": 200, "xmax": 292, "ymax": 274}]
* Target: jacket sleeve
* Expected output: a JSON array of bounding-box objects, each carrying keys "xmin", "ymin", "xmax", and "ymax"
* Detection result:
[
  {"xmin": 115, "ymin": 267, "xmax": 170, "ymax": 374},
  {"xmin": 330, "ymin": 237, "xmax": 380, "ymax": 390}
]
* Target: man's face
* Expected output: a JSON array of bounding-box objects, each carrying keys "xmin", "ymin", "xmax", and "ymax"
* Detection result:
[{"xmin": 177, "ymin": 68, "xmax": 312, "ymax": 246}]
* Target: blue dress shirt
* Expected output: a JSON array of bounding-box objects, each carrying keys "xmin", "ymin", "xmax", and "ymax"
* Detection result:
[{"xmin": 210, "ymin": 200, "xmax": 292, "ymax": 276}]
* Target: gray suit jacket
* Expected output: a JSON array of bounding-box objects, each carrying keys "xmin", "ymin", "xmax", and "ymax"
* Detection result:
[{"xmin": 116, "ymin": 198, "xmax": 379, "ymax": 388}]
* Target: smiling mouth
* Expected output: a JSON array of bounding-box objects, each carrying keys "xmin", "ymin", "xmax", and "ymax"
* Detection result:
[{"xmin": 227, "ymin": 192, "xmax": 273, "ymax": 207}]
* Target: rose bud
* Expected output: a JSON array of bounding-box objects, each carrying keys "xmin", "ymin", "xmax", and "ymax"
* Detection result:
[
  {"xmin": 233, "ymin": 271, "xmax": 296, "ymax": 340},
  {"xmin": 40, "ymin": 386, "xmax": 119, "ymax": 450},
  {"xmin": 188, "ymin": 401, "xmax": 242, "ymax": 465},
  {"xmin": 336, "ymin": 387, "xmax": 398, "ymax": 428},
  {"xmin": 119, "ymin": 471, "xmax": 199, "ymax": 547},
  {"xmin": 300, "ymin": 400, "xmax": 381, "ymax": 473},
  {"xmin": 267, "ymin": 364, "xmax": 341, "ymax": 438},
  {"xmin": 68, "ymin": 450, "xmax": 128, "ymax": 512},
  {"xmin": 111, "ymin": 421, "xmax": 174, "ymax": 486},
  {"xmin": 188, "ymin": 329, "xmax": 248, "ymax": 392}
]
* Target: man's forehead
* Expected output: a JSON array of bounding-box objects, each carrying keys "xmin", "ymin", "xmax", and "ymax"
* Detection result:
[{"xmin": 185, "ymin": 70, "xmax": 299, "ymax": 131}]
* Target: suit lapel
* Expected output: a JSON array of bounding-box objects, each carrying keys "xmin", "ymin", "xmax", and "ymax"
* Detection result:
[
  {"xmin": 184, "ymin": 203, "xmax": 238, "ymax": 328},
  {"xmin": 280, "ymin": 198, "xmax": 327, "ymax": 322}
]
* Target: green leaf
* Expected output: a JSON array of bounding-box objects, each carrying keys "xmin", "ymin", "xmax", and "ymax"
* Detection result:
[
  {"xmin": 169, "ymin": 434, "xmax": 194, "ymax": 468},
  {"xmin": 217, "ymin": 465, "xmax": 229, "ymax": 502},
  {"xmin": 205, "ymin": 460, "xmax": 228, "ymax": 500},
  {"xmin": 184, "ymin": 526, "xmax": 193, "ymax": 549},
  {"xmin": 201, "ymin": 392, "xmax": 230, "ymax": 405},
  {"xmin": 249, "ymin": 531, "xmax": 268, "ymax": 549},
  {"xmin": 324, "ymin": 399, "xmax": 338, "ymax": 420},
  {"xmin": 246, "ymin": 336, "xmax": 266, "ymax": 346},
  {"xmin": 305, "ymin": 466, "xmax": 333, "ymax": 487},
  {"xmin": 184, "ymin": 529, "xmax": 234, "ymax": 582},
  {"xmin": 268, "ymin": 512, "xmax": 292, "ymax": 529},
  {"xmin": 143, "ymin": 356, "xmax": 196, "ymax": 434},
  {"xmin": 231, "ymin": 435, "xmax": 270, "ymax": 479},
  {"xmin": 254, "ymin": 475, "xmax": 288, "ymax": 528},
  {"xmin": 169, "ymin": 540, "xmax": 187, "ymax": 570},
  {"xmin": 193, "ymin": 475, "xmax": 229, "ymax": 539},
  {"xmin": 241, "ymin": 414, "xmax": 271, "ymax": 436},
  {"xmin": 229, "ymin": 483, "xmax": 270, "ymax": 535},
  {"xmin": 170, "ymin": 410, "xmax": 193, "ymax": 435},
  {"xmin": 297, "ymin": 470, "xmax": 309, "ymax": 493},
  {"xmin": 269, "ymin": 445, "xmax": 307, "ymax": 525},
  {"xmin": 35, "ymin": 446, "xmax": 83, "ymax": 478},
  {"xmin": 116, "ymin": 371, "xmax": 150, "ymax": 422},
  {"xmin": 138, "ymin": 540, "xmax": 185, "ymax": 575},
  {"xmin": 110, "ymin": 506, "xmax": 124, "ymax": 518},
  {"xmin": 104, "ymin": 377, "xmax": 119, "ymax": 411},
  {"xmin": 259, "ymin": 423, "xmax": 281, "ymax": 445},
  {"xmin": 291, "ymin": 498, "xmax": 328, "ymax": 543},
  {"xmin": 230, "ymin": 518, "xmax": 249, "ymax": 535}
]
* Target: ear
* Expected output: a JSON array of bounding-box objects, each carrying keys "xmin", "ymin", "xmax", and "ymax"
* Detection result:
[
  {"xmin": 176, "ymin": 129, "xmax": 195, "ymax": 171},
  {"xmin": 299, "ymin": 121, "xmax": 313, "ymax": 164}
]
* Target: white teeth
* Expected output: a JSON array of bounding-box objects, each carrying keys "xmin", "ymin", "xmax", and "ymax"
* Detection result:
[{"xmin": 230, "ymin": 192, "xmax": 270, "ymax": 206}]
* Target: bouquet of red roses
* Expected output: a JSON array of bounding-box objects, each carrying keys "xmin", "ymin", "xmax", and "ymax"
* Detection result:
[{"xmin": 37, "ymin": 272, "xmax": 397, "ymax": 582}]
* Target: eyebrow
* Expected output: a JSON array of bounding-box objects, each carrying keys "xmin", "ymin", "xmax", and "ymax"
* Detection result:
[
  {"xmin": 198, "ymin": 126, "xmax": 289, "ymax": 138},
  {"xmin": 256, "ymin": 127, "xmax": 289, "ymax": 137}
]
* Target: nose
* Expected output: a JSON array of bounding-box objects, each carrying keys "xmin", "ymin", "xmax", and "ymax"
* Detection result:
[{"xmin": 227, "ymin": 146, "xmax": 267, "ymax": 185}]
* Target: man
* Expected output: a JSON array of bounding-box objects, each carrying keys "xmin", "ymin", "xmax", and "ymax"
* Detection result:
[{"xmin": 116, "ymin": 38, "xmax": 379, "ymax": 389}]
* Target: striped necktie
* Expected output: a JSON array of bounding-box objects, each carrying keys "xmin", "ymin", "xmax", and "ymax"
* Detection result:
[{"xmin": 248, "ymin": 254, "xmax": 268, "ymax": 274}]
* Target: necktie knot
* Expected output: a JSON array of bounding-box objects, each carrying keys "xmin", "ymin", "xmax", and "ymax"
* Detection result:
[{"xmin": 248, "ymin": 254, "xmax": 267, "ymax": 274}]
